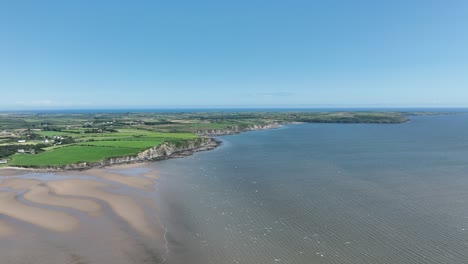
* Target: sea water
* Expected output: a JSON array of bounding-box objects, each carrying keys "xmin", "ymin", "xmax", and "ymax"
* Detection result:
[{"xmin": 154, "ymin": 114, "xmax": 468, "ymax": 264}]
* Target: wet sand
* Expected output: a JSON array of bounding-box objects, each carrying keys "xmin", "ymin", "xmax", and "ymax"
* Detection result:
[
  {"xmin": 0, "ymin": 220, "xmax": 14, "ymax": 236},
  {"xmin": 0, "ymin": 166, "xmax": 166, "ymax": 264},
  {"xmin": 0, "ymin": 177, "xmax": 41, "ymax": 189},
  {"xmin": 0, "ymin": 167, "xmax": 36, "ymax": 176},
  {"xmin": 48, "ymin": 178, "xmax": 156, "ymax": 236},
  {"xmin": 75, "ymin": 168, "xmax": 155, "ymax": 190},
  {"xmin": 0, "ymin": 178, "xmax": 102, "ymax": 214},
  {"xmin": 24, "ymin": 184, "xmax": 102, "ymax": 214},
  {"xmin": 0, "ymin": 191, "xmax": 80, "ymax": 232}
]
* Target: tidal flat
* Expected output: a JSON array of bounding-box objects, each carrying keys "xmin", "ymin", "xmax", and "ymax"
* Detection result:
[{"xmin": 0, "ymin": 165, "xmax": 168, "ymax": 264}]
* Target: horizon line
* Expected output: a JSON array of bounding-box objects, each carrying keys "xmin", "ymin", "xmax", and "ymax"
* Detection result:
[{"xmin": 1, "ymin": 106, "xmax": 468, "ymax": 112}]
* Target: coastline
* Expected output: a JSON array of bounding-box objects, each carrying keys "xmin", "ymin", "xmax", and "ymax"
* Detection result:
[
  {"xmin": 1, "ymin": 110, "xmax": 427, "ymax": 172},
  {"xmin": 2, "ymin": 114, "xmax": 465, "ymax": 264},
  {"xmin": 0, "ymin": 123, "xmax": 286, "ymax": 263},
  {"xmin": 1, "ymin": 137, "xmax": 220, "ymax": 172},
  {"xmin": 1, "ymin": 123, "xmax": 281, "ymax": 172},
  {"xmin": 0, "ymin": 115, "xmax": 417, "ymax": 172}
]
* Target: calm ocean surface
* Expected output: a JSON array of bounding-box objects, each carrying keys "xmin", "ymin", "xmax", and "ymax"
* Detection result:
[{"xmin": 154, "ymin": 114, "xmax": 468, "ymax": 264}]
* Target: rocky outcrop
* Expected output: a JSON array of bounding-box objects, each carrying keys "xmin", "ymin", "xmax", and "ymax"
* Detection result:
[
  {"xmin": 197, "ymin": 123, "xmax": 281, "ymax": 136},
  {"xmin": 41, "ymin": 137, "xmax": 220, "ymax": 171}
]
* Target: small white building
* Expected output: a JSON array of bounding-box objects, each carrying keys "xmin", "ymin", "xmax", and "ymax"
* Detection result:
[
  {"xmin": 18, "ymin": 140, "xmax": 26, "ymax": 143},
  {"xmin": 0, "ymin": 159, "xmax": 7, "ymax": 164},
  {"xmin": 17, "ymin": 149, "xmax": 35, "ymax": 154}
]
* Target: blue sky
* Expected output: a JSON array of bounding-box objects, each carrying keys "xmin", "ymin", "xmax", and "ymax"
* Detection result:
[{"xmin": 1, "ymin": 0, "xmax": 467, "ymax": 109}]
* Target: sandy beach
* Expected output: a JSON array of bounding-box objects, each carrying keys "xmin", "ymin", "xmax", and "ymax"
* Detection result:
[
  {"xmin": 0, "ymin": 177, "xmax": 41, "ymax": 189},
  {"xmin": 0, "ymin": 165, "xmax": 166, "ymax": 263},
  {"xmin": 48, "ymin": 178, "xmax": 156, "ymax": 236},
  {"xmin": 0, "ymin": 191, "xmax": 80, "ymax": 232},
  {"xmin": 75, "ymin": 168, "xmax": 155, "ymax": 190},
  {"xmin": 24, "ymin": 184, "xmax": 102, "ymax": 214}
]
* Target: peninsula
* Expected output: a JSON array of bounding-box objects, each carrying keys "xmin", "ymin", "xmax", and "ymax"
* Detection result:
[{"xmin": 0, "ymin": 111, "xmax": 425, "ymax": 169}]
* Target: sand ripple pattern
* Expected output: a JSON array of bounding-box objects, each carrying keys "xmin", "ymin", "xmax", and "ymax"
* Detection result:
[{"xmin": 0, "ymin": 166, "xmax": 165, "ymax": 264}]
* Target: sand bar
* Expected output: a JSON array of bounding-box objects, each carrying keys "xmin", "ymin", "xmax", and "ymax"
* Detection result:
[
  {"xmin": 72, "ymin": 169, "xmax": 155, "ymax": 190},
  {"xmin": 23, "ymin": 184, "xmax": 102, "ymax": 214},
  {"xmin": 0, "ymin": 178, "xmax": 41, "ymax": 190},
  {"xmin": 0, "ymin": 191, "xmax": 79, "ymax": 232},
  {"xmin": 47, "ymin": 179, "xmax": 155, "ymax": 236}
]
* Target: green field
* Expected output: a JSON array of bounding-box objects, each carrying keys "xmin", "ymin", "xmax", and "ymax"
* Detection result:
[
  {"xmin": 78, "ymin": 140, "xmax": 165, "ymax": 149},
  {"xmin": 36, "ymin": 131, "xmax": 79, "ymax": 137},
  {"xmin": 8, "ymin": 129, "xmax": 198, "ymax": 167},
  {"xmin": 10, "ymin": 145, "xmax": 140, "ymax": 166}
]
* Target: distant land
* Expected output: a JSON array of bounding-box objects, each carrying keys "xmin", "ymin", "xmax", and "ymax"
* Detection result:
[{"xmin": 0, "ymin": 110, "xmax": 455, "ymax": 169}]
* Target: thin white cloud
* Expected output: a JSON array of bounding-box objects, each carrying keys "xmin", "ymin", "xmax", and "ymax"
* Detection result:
[
  {"xmin": 251, "ymin": 92, "xmax": 294, "ymax": 97},
  {"xmin": 14, "ymin": 100, "xmax": 92, "ymax": 107}
]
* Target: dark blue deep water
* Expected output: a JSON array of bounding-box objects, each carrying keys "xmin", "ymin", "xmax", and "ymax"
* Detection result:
[{"xmin": 155, "ymin": 114, "xmax": 468, "ymax": 264}]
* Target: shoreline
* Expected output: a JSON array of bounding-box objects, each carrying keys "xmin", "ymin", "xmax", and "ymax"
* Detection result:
[
  {"xmin": 0, "ymin": 137, "xmax": 220, "ymax": 172},
  {"xmin": 0, "ymin": 115, "xmax": 416, "ymax": 172},
  {"xmin": 2, "ymin": 110, "xmax": 425, "ymax": 172},
  {"xmin": 0, "ymin": 123, "xmax": 282, "ymax": 172}
]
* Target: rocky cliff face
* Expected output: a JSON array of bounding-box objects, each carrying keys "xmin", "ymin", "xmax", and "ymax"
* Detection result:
[
  {"xmin": 54, "ymin": 137, "xmax": 219, "ymax": 170},
  {"xmin": 197, "ymin": 123, "xmax": 281, "ymax": 136}
]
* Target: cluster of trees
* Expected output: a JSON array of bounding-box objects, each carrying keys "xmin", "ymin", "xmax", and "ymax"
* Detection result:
[
  {"xmin": 26, "ymin": 133, "xmax": 42, "ymax": 140},
  {"xmin": 143, "ymin": 121, "xmax": 174, "ymax": 125},
  {"xmin": 43, "ymin": 127, "xmax": 63, "ymax": 132},
  {"xmin": 59, "ymin": 136, "xmax": 75, "ymax": 144},
  {"xmin": 0, "ymin": 144, "xmax": 47, "ymax": 158},
  {"xmin": 84, "ymin": 128, "xmax": 118, "ymax": 133},
  {"xmin": 295, "ymin": 114, "xmax": 406, "ymax": 124}
]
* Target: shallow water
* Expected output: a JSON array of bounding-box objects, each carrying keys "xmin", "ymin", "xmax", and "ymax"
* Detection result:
[{"xmin": 155, "ymin": 114, "xmax": 468, "ymax": 264}]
